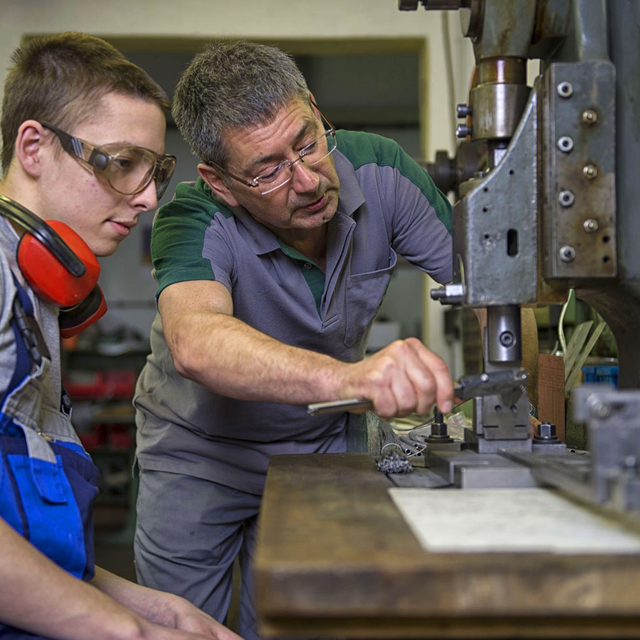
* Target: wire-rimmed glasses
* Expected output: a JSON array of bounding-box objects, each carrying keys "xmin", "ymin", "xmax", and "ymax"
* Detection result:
[{"xmin": 211, "ymin": 103, "xmax": 337, "ymax": 195}]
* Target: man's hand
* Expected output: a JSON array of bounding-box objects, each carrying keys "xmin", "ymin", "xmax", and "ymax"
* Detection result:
[
  {"xmin": 142, "ymin": 591, "xmax": 242, "ymax": 639},
  {"xmin": 338, "ymin": 338, "xmax": 455, "ymax": 419}
]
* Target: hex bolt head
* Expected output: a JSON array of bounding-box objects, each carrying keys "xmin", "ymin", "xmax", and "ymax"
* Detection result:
[
  {"xmin": 557, "ymin": 136, "xmax": 574, "ymax": 153},
  {"xmin": 499, "ymin": 331, "xmax": 515, "ymax": 348},
  {"xmin": 558, "ymin": 190, "xmax": 575, "ymax": 207},
  {"xmin": 583, "ymin": 165, "xmax": 598, "ymax": 180},
  {"xmin": 538, "ymin": 422, "xmax": 557, "ymax": 439},
  {"xmin": 582, "ymin": 109, "xmax": 598, "ymax": 124},
  {"xmin": 583, "ymin": 218, "xmax": 599, "ymax": 233},
  {"xmin": 557, "ymin": 82, "xmax": 574, "ymax": 98},
  {"xmin": 559, "ymin": 245, "xmax": 576, "ymax": 262}
]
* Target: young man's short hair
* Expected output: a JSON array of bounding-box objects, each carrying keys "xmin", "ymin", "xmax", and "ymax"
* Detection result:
[{"xmin": 1, "ymin": 32, "xmax": 170, "ymax": 173}]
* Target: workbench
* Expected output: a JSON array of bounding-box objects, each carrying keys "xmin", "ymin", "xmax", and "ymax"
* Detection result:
[{"xmin": 255, "ymin": 453, "xmax": 640, "ymax": 638}]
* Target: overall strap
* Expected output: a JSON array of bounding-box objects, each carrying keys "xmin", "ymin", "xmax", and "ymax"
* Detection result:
[{"xmin": 0, "ymin": 274, "xmax": 49, "ymax": 408}]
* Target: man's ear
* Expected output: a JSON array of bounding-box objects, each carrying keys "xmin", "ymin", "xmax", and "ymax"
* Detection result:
[
  {"xmin": 14, "ymin": 121, "xmax": 48, "ymax": 178},
  {"xmin": 198, "ymin": 164, "xmax": 239, "ymax": 208}
]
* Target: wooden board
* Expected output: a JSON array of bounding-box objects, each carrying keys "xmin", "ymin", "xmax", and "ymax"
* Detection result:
[
  {"xmin": 255, "ymin": 453, "xmax": 640, "ymax": 638},
  {"xmin": 538, "ymin": 354, "xmax": 566, "ymax": 440}
]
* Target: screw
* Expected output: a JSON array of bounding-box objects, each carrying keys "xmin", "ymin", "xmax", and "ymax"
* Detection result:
[
  {"xmin": 457, "ymin": 104, "xmax": 472, "ymax": 118},
  {"xmin": 582, "ymin": 109, "xmax": 598, "ymax": 124},
  {"xmin": 456, "ymin": 124, "xmax": 472, "ymax": 139},
  {"xmin": 480, "ymin": 373, "xmax": 489, "ymax": 382},
  {"xmin": 583, "ymin": 219, "xmax": 599, "ymax": 233},
  {"xmin": 583, "ymin": 165, "xmax": 598, "ymax": 180},
  {"xmin": 558, "ymin": 190, "xmax": 575, "ymax": 207},
  {"xmin": 557, "ymin": 136, "xmax": 574, "ymax": 153},
  {"xmin": 557, "ymin": 82, "xmax": 574, "ymax": 98},
  {"xmin": 499, "ymin": 331, "xmax": 515, "ymax": 348},
  {"xmin": 510, "ymin": 405, "xmax": 518, "ymax": 413},
  {"xmin": 560, "ymin": 245, "xmax": 576, "ymax": 262},
  {"xmin": 589, "ymin": 397, "xmax": 611, "ymax": 419}
]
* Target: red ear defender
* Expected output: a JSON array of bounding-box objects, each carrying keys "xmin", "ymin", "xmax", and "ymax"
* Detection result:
[
  {"xmin": 59, "ymin": 285, "xmax": 107, "ymax": 338},
  {"xmin": 0, "ymin": 194, "xmax": 107, "ymax": 337},
  {"xmin": 17, "ymin": 220, "xmax": 100, "ymax": 307}
]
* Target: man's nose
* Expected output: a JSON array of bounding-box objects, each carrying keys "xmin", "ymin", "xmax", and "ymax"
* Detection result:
[
  {"xmin": 290, "ymin": 158, "xmax": 320, "ymax": 192},
  {"xmin": 131, "ymin": 179, "xmax": 159, "ymax": 212}
]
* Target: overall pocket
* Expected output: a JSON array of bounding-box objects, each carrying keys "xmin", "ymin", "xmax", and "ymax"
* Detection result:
[
  {"xmin": 344, "ymin": 249, "xmax": 397, "ymax": 348},
  {"xmin": 0, "ymin": 435, "xmax": 99, "ymax": 580}
]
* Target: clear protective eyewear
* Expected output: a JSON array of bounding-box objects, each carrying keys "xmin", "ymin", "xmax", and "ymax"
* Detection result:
[
  {"xmin": 212, "ymin": 102, "xmax": 337, "ymax": 195},
  {"xmin": 40, "ymin": 121, "xmax": 177, "ymax": 200}
]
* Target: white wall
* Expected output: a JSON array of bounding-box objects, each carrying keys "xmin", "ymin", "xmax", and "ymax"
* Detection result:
[
  {"xmin": 0, "ymin": 0, "xmax": 474, "ymax": 160},
  {"xmin": 0, "ymin": 0, "xmax": 476, "ymax": 361}
]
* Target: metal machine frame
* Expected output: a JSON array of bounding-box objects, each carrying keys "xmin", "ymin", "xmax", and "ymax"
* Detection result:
[{"xmin": 401, "ymin": 0, "xmax": 640, "ymax": 516}]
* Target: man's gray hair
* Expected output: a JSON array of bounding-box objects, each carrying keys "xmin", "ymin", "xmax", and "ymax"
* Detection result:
[{"xmin": 173, "ymin": 40, "xmax": 309, "ymax": 169}]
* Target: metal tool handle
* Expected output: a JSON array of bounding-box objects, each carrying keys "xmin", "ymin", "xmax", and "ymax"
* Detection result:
[
  {"xmin": 307, "ymin": 369, "xmax": 526, "ymax": 416},
  {"xmin": 307, "ymin": 398, "xmax": 374, "ymax": 415}
]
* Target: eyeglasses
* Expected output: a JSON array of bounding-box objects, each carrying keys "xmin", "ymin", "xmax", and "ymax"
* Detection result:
[
  {"xmin": 211, "ymin": 103, "xmax": 337, "ymax": 195},
  {"xmin": 39, "ymin": 121, "xmax": 177, "ymax": 200}
]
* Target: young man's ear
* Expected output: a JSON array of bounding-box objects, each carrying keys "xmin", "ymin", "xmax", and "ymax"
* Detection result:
[
  {"xmin": 198, "ymin": 164, "xmax": 239, "ymax": 208},
  {"xmin": 13, "ymin": 121, "xmax": 48, "ymax": 178}
]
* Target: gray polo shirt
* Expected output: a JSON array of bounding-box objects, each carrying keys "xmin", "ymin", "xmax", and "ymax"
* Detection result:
[{"xmin": 134, "ymin": 130, "xmax": 452, "ymax": 495}]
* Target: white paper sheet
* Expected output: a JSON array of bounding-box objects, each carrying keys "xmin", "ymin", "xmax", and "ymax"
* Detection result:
[{"xmin": 389, "ymin": 487, "xmax": 640, "ymax": 554}]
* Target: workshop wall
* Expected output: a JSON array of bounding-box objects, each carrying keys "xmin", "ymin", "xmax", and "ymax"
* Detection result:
[{"xmin": 0, "ymin": 0, "xmax": 475, "ymax": 366}]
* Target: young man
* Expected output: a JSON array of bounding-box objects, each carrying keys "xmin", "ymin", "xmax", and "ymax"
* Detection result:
[
  {"xmin": 0, "ymin": 33, "xmax": 240, "ymax": 640},
  {"xmin": 132, "ymin": 40, "xmax": 458, "ymax": 640}
]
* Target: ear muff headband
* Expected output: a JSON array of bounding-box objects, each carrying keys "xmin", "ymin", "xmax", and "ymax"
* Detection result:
[{"xmin": 0, "ymin": 194, "xmax": 100, "ymax": 307}]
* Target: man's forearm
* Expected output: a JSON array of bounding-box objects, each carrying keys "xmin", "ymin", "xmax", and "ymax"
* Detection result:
[
  {"xmin": 91, "ymin": 566, "xmax": 154, "ymax": 616},
  {"xmin": 169, "ymin": 310, "xmax": 348, "ymax": 403},
  {"xmin": 0, "ymin": 519, "xmax": 143, "ymax": 640},
  {"xmin": 168, "ymin": 311, "xmax": 454, "ymax": 418}
]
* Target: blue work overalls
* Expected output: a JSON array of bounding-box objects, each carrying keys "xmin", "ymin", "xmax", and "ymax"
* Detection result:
[{"xmin": 0, "ymin": 276, "xmax": 100, "ymax": 638}]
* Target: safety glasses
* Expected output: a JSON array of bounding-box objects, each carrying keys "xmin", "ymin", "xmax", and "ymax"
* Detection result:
[{"xmin": 40, "ymin": 121, "xmax": 176, "ymax": 200}]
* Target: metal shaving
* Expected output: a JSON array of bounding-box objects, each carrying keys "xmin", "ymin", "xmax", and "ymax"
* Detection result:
[{"xmin": 377, "ymin": 451, "xmax": 414, "ymax": 474}]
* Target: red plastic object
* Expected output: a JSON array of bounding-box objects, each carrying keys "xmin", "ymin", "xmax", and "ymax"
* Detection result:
[{"xmin": 64, "ymin": 370, "xmax": 136, "ymax": 400}]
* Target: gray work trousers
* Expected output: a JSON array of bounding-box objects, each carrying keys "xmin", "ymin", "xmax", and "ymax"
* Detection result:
[{"xmin": 134, "ymin": 469, "xmax": 262, "ymax": 639}]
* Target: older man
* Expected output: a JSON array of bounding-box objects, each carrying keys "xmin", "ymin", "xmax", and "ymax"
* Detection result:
[{"xmin": 133, "ymin": 40, "xmax": 520, "ymax": 639}]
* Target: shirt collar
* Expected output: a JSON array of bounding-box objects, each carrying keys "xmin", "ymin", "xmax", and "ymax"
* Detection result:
[{"xmin": 333, "ymin": 148, "xmax": 366, "ymax": 217}]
